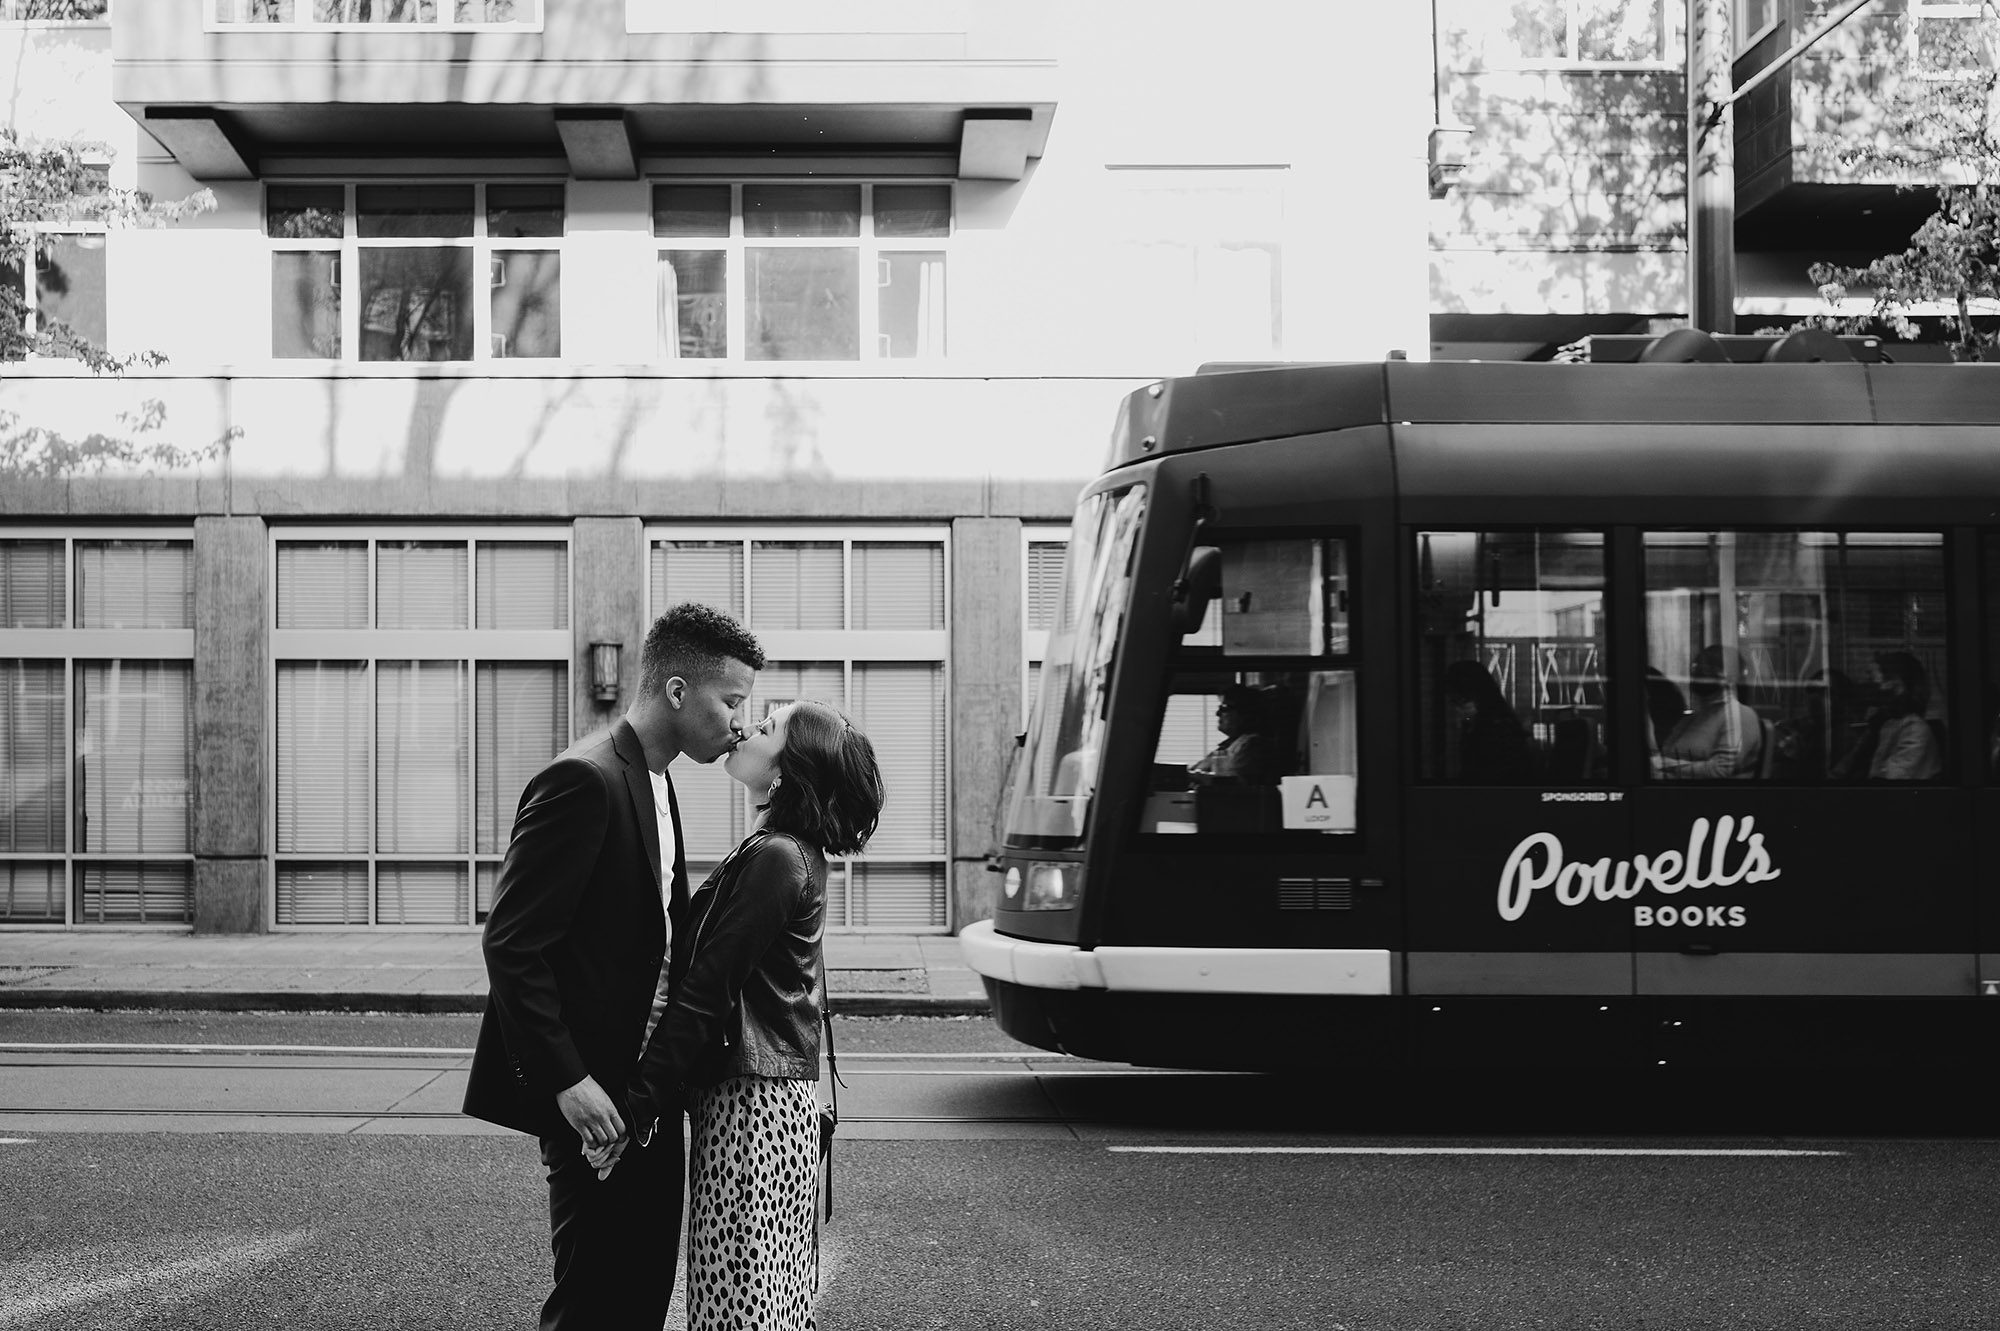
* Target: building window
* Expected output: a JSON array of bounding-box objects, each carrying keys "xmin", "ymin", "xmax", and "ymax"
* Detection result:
[
  {"xmin": 267, "ymin": 183, "xmax": 563, "ymax": 363},
  {"xmin": 271, "ymin": 530, "xmax": 571, "ymax": 927},
  {"xmin": 1440, "ymin": 0, "xmax": 1675, "ymax": 68},
  {"xmin": 2, "ymin": 157, "xmax": 110, "ymax": 362},
  {"xmin": 0, "ymin": 2, "xmax": 109, "ymax": 21},
  {"xmin": 1, "ymin": 534, "xmax": 195, "ymax": 926},
  {"xmin": 1023, "ymin": 529, "xmax": 1069, "ymax": 723},
  {"xmin": 1909, "ymin": 0, "xmax": 1993, "ymax": 77},
  {"xmin": 212, "ymin": 1, "xmax": 537, "ymax": 28},
  {"xmin": 654, "ymin": 183, "xmax": 949, "ymax": 363},
  {"xmin": 649, "ymin": 527, "xmax": 950, "ymax": 929}
]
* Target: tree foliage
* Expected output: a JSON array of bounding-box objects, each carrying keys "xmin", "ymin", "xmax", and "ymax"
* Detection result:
[
  {"xmin": 1, "ymin": 127, "xmax": 216, "ymax": 371},
  {"xmin": 2, "ymin": 113, "xmax": 228, "ymax": 475},
  {"xmin": 1806, "ymin": 3, "xmax": 2000, "ymax": 360}
]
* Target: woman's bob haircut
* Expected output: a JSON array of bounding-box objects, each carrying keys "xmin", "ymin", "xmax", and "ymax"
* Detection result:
[{"xmin": 765, "ymin": 700, "xmax": 884, "ymax": 857}]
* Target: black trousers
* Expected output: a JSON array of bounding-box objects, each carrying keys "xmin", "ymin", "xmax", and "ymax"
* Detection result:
[{"xmin": 538, "ymin": 1116, "xmax": 685, "ymax": 1331}]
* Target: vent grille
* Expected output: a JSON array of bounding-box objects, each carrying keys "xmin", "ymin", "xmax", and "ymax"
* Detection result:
[{"xmin": 1277, "ymin": 877, "xmax": 1352, "ymax": 911}]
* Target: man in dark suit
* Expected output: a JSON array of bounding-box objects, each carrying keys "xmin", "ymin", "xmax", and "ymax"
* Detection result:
[{"xmin": 465, "ymin": 602, "xmax": 764, "ymax": 1331}]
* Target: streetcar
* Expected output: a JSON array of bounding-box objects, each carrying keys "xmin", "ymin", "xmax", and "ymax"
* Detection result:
[{"xmin": 960, "ymin": 331, "xmax": 2000, "ymax": 1071}]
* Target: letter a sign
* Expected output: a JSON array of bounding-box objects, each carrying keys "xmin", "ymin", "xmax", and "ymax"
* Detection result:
[{"xmin": 1280, "ymin": 774, "xmax": 1356, "ymax": 833}]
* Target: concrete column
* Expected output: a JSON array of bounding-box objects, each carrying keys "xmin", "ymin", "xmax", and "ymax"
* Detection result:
[
  {"xmin": 191, "ymin": 515, "xmax": 267, "ymax": 933},
  {"xmin": 949, "ymin": 517, "xmax": 1023, "ymax": 932},
  {"xmin": 571, "ymin": 517, "xmax": 648, "ymax": 741}
]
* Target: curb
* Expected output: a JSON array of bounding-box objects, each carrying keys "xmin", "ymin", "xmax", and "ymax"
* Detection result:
[{"xmin": 0, "ymin": 990, "xmax": 991, "ymax": 1018}]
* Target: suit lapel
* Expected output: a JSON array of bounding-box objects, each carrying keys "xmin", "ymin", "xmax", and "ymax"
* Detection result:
[{"xmin": 612, "ymin": 718, "xmax": 663, "ymax": 896}]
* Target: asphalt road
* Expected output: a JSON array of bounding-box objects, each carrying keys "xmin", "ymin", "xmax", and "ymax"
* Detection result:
[{"xmin": 1, "ymin": 1013, "xmax": 1996, "ymax": 1329}]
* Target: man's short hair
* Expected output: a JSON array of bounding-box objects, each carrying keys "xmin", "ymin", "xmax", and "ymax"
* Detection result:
[{"xmin": 639, "ymin": 603, "xmax": 766, "ymax": 698}]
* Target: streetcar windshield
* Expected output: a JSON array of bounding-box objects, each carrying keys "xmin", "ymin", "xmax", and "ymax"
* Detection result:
[{"xmin": 1003, "ymin": 484, "xmax": 1148, "ymax": 846}]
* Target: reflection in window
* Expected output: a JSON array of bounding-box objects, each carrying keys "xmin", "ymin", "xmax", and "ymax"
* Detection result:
[
  {"xmin": 1173, "ymin": 539, "xmax": 1350, "ymax": 656},
  {"xmin": 1416, "ymin": 531, "xmax": 1607, "ymax": 784},
  {"xmin": 652, "ymin": 182, "xmax": 950, "ymax": 362},
  {"xmin": 1005, "ymin": 487, "xmax": 1147, "ymax": 844},
  {"xmin": 1644, "ymin": 531, "xmax": 1948, "ymax": 782}
]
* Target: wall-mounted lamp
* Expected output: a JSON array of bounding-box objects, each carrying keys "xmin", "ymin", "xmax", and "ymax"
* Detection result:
[{"xmin": 589, "ymin": 641, "xmax": 622, "ymax": 704}]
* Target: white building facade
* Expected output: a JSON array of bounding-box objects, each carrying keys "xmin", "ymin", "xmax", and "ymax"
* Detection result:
[{"xmin": 0, "ymin": 0, "xmax": 1432, "ymax": 932}]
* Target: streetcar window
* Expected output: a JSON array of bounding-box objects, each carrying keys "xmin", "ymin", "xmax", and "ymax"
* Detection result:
[
  {"xmin": 1643, "ymin": 531, "xmax": 1947, "ymax": 783},
  {"xmin": 1415, "ymin": 530, "xmax": 1607, "ymax": 785},
  {"xmin": 1003, "ymin": 485, "xmax": 1148, "ymax": 845},
  {"xmin": 1144, "ymin": 668, "xmax": 1356, "ymax": 835},
  {"xmin": 1174, "ymin": 538, "xmax": 1349, "ymax": 655},
  {"xmin": 1147, "ymin": 535, "xmax": 1357, "ymax": 835}
]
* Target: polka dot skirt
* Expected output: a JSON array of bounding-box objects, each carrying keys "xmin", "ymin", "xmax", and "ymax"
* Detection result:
[{"xmin": 685, "ymin": 1074, "xmax": 822, "ymax": 1331}]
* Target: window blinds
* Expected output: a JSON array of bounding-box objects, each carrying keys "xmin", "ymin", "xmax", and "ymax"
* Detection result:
[
  {"xmin": 377, "ymin": 543, "xmax": 468, "ymax": 629},
  {"xmin": 851, "ymin": 862, "xmax": 945, "ymax": 929},
  {"xmin": 76, "ymin": 542, "xmax": 193, "ymax": 630},
  {"xmin": 852, "ymin": 543, "xmax": 943, "ymax": 631},
  {"xmin": 1026, "ymin": 543, "xmax": 1067, "ymax": 633},
  {"xmin": 276, "ymin": 662, "xmax": 369, "ymax": 853},
  {"xmin": 752, "ymin": 543, "xmax": 842, "ymax": 630},
  {"xmin": 1, "ymin": 541, "xmax": 63, "ymax": 629},
  {"xmin": 475, "ymin": 662, "xmax": 567, "ymax": 854},
  {"xmin": 278, "ymin": 543, "xmax": 369, "ymax": 629},
  {"xmin": 652, "ymin": 542, "xmax": 744, "ymax": 619},
  {"xmin": 75, "ymin": 662, "xmax": 193, "ymax": 854},
  {"xmin": 1, "ymin": 862, "xmax": 61, "ymax": 924},
  {"xmin": 852, "ymin": 662, "xmax": 944, "ymax": 856},
  {"xmin": 75, "ymin": 862, "xmax": 191, "ymax": 925},
  {"xmin": 376, "ymin": 661, "xmax": 468, "ymax": 853},
  {"xmin": 277, "ymin": 863, "xmax": 369, "ymax": 926},
  {"xmin": 1, "ymin": 660, "xmax": 64, "ymax": 853},
  {"xmin": 376, "ymin": 863, "xmax": 468, "ymax": 926},
  {"xmin": 477, "ymin": 542, "xmax": 568, "ymax": 630}
]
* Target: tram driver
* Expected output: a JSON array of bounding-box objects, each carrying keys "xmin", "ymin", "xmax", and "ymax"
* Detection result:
[
  {"xmin": 1188, "ymin": 683, "xmax": 1294, "ymax": 786},
  {"xmin": 1654, "ymin": 645, "xmax": 1766, "ymax": 780}
]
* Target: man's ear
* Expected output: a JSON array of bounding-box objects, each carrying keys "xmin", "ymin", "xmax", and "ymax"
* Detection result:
[{"xmin": 664, "ymin": 676, "xmax": 688, "ymax": 709}]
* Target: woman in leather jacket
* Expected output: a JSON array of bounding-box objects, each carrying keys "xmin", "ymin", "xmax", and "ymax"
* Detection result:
[{"xmin": 629, "ymin": 699, "xmax": 882, "ymax": 1331}]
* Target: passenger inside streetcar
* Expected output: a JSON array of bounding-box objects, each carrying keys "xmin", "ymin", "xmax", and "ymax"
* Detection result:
[
  {"xmin": 1441, "ymin": 660, "xmax": 1538, "ymax": 783},
  {"xmin": 1834, "ymin": 650, "xmax": 1945, "ymax": 781},
  {"xmin": 1654, "ymin": 645, "xmax": 1766, "ymax": 780}
]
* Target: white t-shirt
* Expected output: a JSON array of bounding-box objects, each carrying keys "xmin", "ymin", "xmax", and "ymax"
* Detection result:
[{"xmin": 642, "ymin": 768, "xmax": 678, "ymax": 1048}]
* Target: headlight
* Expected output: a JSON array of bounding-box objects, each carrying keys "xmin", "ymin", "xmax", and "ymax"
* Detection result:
[
  {"xmin": 1002, "ymin": 866, "xmax": 1021, "ymax": 902},
  {"xmin": 1024, "ymin": 861, "xmax": 1082, "ymax": 911}
]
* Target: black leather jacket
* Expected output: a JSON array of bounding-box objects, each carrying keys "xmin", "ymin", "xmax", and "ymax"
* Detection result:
[{"xmin": 631, "ymin": 828, "xmax": 826, "ymax": 1114}]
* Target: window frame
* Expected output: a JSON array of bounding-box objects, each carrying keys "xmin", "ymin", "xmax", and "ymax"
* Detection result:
[
  {"xmin": 1470, "ymin": 0, "xmax": 1679, "ymax": 70},
  {"xmin": 1136, "ymin": 526, "xmax": 1363, "ymax": 843},
  {"xmin": 645, "ymin": 523, "xmax": 952, "ymax": 930},
  {"xmin": 1639, "ymin": 526, "xmax": 1954, "ymax": 786},
  {"xmin": 0, "ymin": 526, "xmax": 196, "ymax": 928},
  {"xmin": 208, "ymin": 1, "xmax": 541, "ymax": 32},
  {"xmin": 652, "ymin": 181, "xmax": 952, "ymax": 366},
  {"xmin": 0, "ymin": 2, "xmax": 110, "ymax": 24},
  {"xmin": 267, "ymin": 525, "xmax": 573, "ymax": 930},
  {"xmin": 3, "ymin": 158, "xmax": 112, "ymax": 363},
  {"xmin": 266, "ymin": 182, "xmax": 566, "ymax": 365},
  {"xmin": 1022, "ymin": 525, "xmax": 1070, "ymax": 724}
]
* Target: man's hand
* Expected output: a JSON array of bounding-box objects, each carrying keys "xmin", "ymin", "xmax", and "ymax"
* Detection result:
[
  {"xmin": 584, "ymin": 1135, "xmax": 628, "ymax": 1181},
  {"xmin": 556, "ymin": 1075, "xmax": 626, "ymax": 1156}
]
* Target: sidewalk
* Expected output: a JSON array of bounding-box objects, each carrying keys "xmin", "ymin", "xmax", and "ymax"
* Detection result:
[{"xmin": 0, "ymin": 931, "xmax": 989, "ymax": 1016}]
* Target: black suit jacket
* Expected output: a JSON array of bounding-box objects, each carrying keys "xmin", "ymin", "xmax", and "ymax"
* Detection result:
[{"xmin": 463, "ymin": 718, "xmax": 691, "ymax": 1139}]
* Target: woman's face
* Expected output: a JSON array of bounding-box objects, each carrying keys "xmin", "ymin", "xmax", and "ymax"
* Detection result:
[{"xmin": 724, "ymin": 703, "xmax": 790, "ymax": 797}]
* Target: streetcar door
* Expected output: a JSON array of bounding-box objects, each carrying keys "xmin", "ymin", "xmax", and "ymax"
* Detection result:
[
  {"xmin": 1118, "ymin": 529, "xmax": 1395, "ymax": 950},
  {"xmin": 1402, "ymin": 529, "xmax": 1636, "ymax": 1063},
  {"xmin": 1630, "ymin": 528, "xmax": 1977, "ymax": 1064}
]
